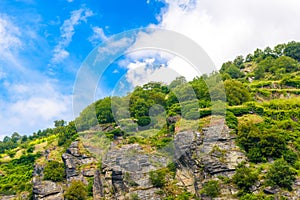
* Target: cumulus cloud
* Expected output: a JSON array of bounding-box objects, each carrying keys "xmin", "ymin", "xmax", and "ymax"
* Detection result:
[
  {"xmin": 124, "ymin": 57, "xmax": 196, "ymax": 87},
  {"xmin": 0, "ymin": 81, "xmax": 73, "ymax": 138},
  {"xmin": 51, "ymin": 7, "xmax": 93, "ymax": 64},
  {"xmin": 157, "ymin": 0, "xmax": 300, "ymax": 67},
  {"xmin": 121, "ymin": 0, "xmax": 300, "ymax": 88}
]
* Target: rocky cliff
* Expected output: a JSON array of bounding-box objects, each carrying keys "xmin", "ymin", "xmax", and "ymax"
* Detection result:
[{"xmin": 31, "ymin": 120, "xmax": 247, "ymax": 200}]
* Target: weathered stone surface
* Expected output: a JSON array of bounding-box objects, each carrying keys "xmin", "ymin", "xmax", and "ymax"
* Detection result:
[
  {"xmin": 62, "ymin": 141, "xmax": 97, "ymax": 183},
  {"xmin": 103, "ymin": 144, "xmax": 167, "ymax": 173},
  {"xmin": 33, "ymin": 181, "xmax": 63, "ymax": 200},
  {"xmin": 93, "ymin": 170, "xmax": 104, "ymax": 200},
  {"xmin": 0, "ymin": 195, "xmax": 17, "ymax": 200},
  {"xmin": 263, "ymin": 186, "xmax": 280, "ymax": 194},
  {"xmin": 62, "ymin": 153, "xmax": 80, "ymax": 179}
]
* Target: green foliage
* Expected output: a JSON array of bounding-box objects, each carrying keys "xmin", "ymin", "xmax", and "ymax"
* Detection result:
[
  {"xmin": 240, "ymin": 193, "xmax": 274, "ymax": 200},
  {"xmin": 266, "ymin": 159, "xmax": 296, "ymax": 190},
  {"xmin": 226, "ymin": 111, "xmax": 238, "ymax": 130},
  {"xmin": 224, "ymin": 79, "xmax": 251, "ymax": 106},
  {"xmin": 149, "ymin": 169, "xmax": 166, "ymax": 188},
  {"xmin": 200, "ymin": 180, "xmax": 220, "ymax": 198},
  {"xmin": 283, "ymin": 41, "xmax": 300, "ymax": 61},
  {"xmin": 87, "ymin": 177, "xmax": 94, "ymax": 197},
  {"xmin": 0, "ymin": 154, "xmax": 39, "ymax": 195},
  {"xmin": 43, "ymin": 160, "xmax": 65, "ymax": 182},
  {"xmin": 232, "ymin": 162, "xmax": 258, "ymax": 193},
  {"xmin": 57, "ymin": 121, "xmax": 78, "ymax": 147},
  {"xmin": 105, "ymin": 127, "xmax": 123, "ymax": 140},
  {"xmin": 26, "ymin": 145, "xmax": 34, "ymax": 153},
  {"xmin": 129, "ymin": 193, "xmax": 140, "ymax": 200},
  {"xmin": 64, "ymin": 180, "xmax": 88, "ymax": 200},
  {"xmin": 137, "ymin": 116, "xmax": 151, "ymax": 127},
  {"xmin": 237, "ymin": 120, "xmax": 289, "ymax": 163}
]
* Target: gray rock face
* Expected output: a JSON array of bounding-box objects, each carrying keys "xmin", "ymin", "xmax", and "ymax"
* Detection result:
[
  {"xmin": 62, "ymin": 141, "xmax": 97, "ymax": 184},
  {"xmin": 32, "ymin": 164, "xmax": 64, "ymax": 200},
  {"xmin": 174, "ymin": 119, "xmax": 246, "ymax": 199},
  {"xmin": 93, "ymin": 170, "xmax": 104, "ymax": 200},
  {"xmin": 30, "ymin": 120, "xmax": 247, "ymax": 200},
  {"xmin": 33, "ymin": 181, "xmax": 63, "ymax": 200},
  {"xmin": 0, "ymin": 195, "xmax": 17, "ymax": 200}
]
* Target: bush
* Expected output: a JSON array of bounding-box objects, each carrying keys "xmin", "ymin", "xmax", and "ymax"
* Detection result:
[
  {"xmin": 137, "ymin": 116, "xmax": 151, "ymax": 127},
  {"xmin": 44, "ymin": 161, "xmax": 65, "ymax": 182},
  {"xmin": 64, "ymin": 180, "xmax": 88, "ymax": 200},
  {"xmin": 27, "ymin": 146, "xmax": 34, "ymax": 153},
  {"xmin": 232, "ymin": 162, "xmax": 258, "ymax": 193},
  {"xmin": 266, "ymin": 159, "xmax": 296, "ymax": 190},
  {"xmin": 200, "ymin": 180, "xmax": 220, "ymax": 198},
  {"xmin": 149, "ymin": 170, "xmax": 166, "ymax": 188},
  {"xmin": 226, "ymin": 111, "xmax": 238, "ymax": 130},
  {"xmin": 129, "ymin": 193, "xmax": 139, "ymax": 200}
]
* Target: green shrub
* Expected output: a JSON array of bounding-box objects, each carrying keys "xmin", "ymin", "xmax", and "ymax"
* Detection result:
[
  {"xmin": 129, "ymin": 193, "xmax": 139, "ymax": 200},
  {"xmin": 200, "ymin": 180, "xmax": 220, "ymax": 198},
  {"xmin": 44, "ymin": 161, "xmax": 65, "ymax": 182},
  {"xmin": 137, "ymin": 116, "xmax": 151, "ymax": 127},
  {"xmin": 266, "ymin": 159, "xmax": 296, "ymax": 190},
  {"xmin": 6, "ymin": 150, "xmax": 16, "ymax": 158},
  {"xmin": 227, "ymin": 106, "xmax": 251, "ymax": 116},
  {"xmin": 283, "ymin": 149, "xmax": 298, "ymax": 165},
  {"xmin": 226, "ymin": 111, "xmax": 238, "ymax": 130},
  {"xmin": 64, "ymin": 180, "xmax": 88, "ymax": 200},
  {"xmin": 232, "ymin": 162, "xmax": 258, "ymax": 193},
  {"xmin": 240, "ymin": 193, "xmax": 274, "ymax": 200},
  {"xmin": 26, "ymin": 146, "xmax": 35, "ymax": 153},
  {"xmin": 149, "ymin": 170, "xmax": 166, "ymax": 188}
]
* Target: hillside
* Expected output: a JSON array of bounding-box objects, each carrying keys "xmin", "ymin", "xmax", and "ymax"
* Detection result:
[{"xmin": 0, "ymin": 41, "xmax": 300, "ymax": 200}]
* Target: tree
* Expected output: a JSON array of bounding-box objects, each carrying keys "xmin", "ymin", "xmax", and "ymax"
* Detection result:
[
  {"xmin": 54, "ymin": 120, "xmax": 66, "ymax": 127},
  {"xmin": 266, "ymin": 159, "xmax": 296, "ymax": 190},
  {"xmin": 273, "ymin": 43, "xmax": 286, "ymax": 57},
  {"xmin": 64, "ymin": 180, "xmax": 88, "ymax": 200},
  {"xmin": 11, "ymin": 132, "xmax": 21, "ymax": 143},
  {"xmin": 225, "ymin": 64, "xmax": 244, "ymax": 79},
  {"xmin": 224, "ymin": 80, "xmax": 251, "ymax": 106},
  {"xmin": 234, "ymin": 55, "xmax": 245, "ymax": 69},
  {"xmin": 284, "ymin": 41, "xmax": 300, "ymax": 61},
  {"xmin": 272, "ymin": 56, "xmax": 299, "ymax": 73},
  {"xmin": 169, "ymin": 76, "xmax": 187, "ymax": 89}
]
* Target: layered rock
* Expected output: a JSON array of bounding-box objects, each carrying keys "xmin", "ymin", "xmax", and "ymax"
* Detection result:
[
  {"xmin": 32, "ymin": 164, "xmax": 64, "ymax": 200},
  {"xmin": 62, "ymin": 141, "xmax": 98, "ymax": 184}
]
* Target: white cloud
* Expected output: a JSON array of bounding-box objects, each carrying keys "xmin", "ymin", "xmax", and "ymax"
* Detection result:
[
  {"xmin": 112, "ymin": 69, "xmax": 119, "ymax": 74},
  {"xmin": 89, "ymin": 26, "xmax": 107, "ymax": 46},
  {"xmin": 125, "ymin": 57, "xmax": 192, "ymax": 87},
  {"xmin": 155, "ymin": 0, "xmax": 300, "ymax": 67},
  {"xmin": 51, "ymin": 7, "xmax": 93, "ymax": 64},
  {"xmin": 0, "ymin": 81, "xmax": 73, "ymax": 137},
  {"xmin": 0, "ymin": 17, "xmax": 22, "ymax": 52},
  {"xmin": 67, "ymin": 0, "xmax": 74, "ymax": 2}
]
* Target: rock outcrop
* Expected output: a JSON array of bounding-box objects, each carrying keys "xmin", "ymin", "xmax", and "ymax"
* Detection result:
[
  {"xmin": 30, "ymin": 119, "xmax": 247, "ymax": 200},
  {"xmin": 32, "ymin": 164, "xmax": 64, "ymax": 200},
  {"xmin": 62, "ymin": 141, "xmax": 98, "ymax": 184}
]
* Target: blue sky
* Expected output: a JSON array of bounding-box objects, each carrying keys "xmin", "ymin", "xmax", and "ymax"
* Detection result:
[{"xmin": 1, "ymin": 0, "xmax": 300, "ymax": 137}]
